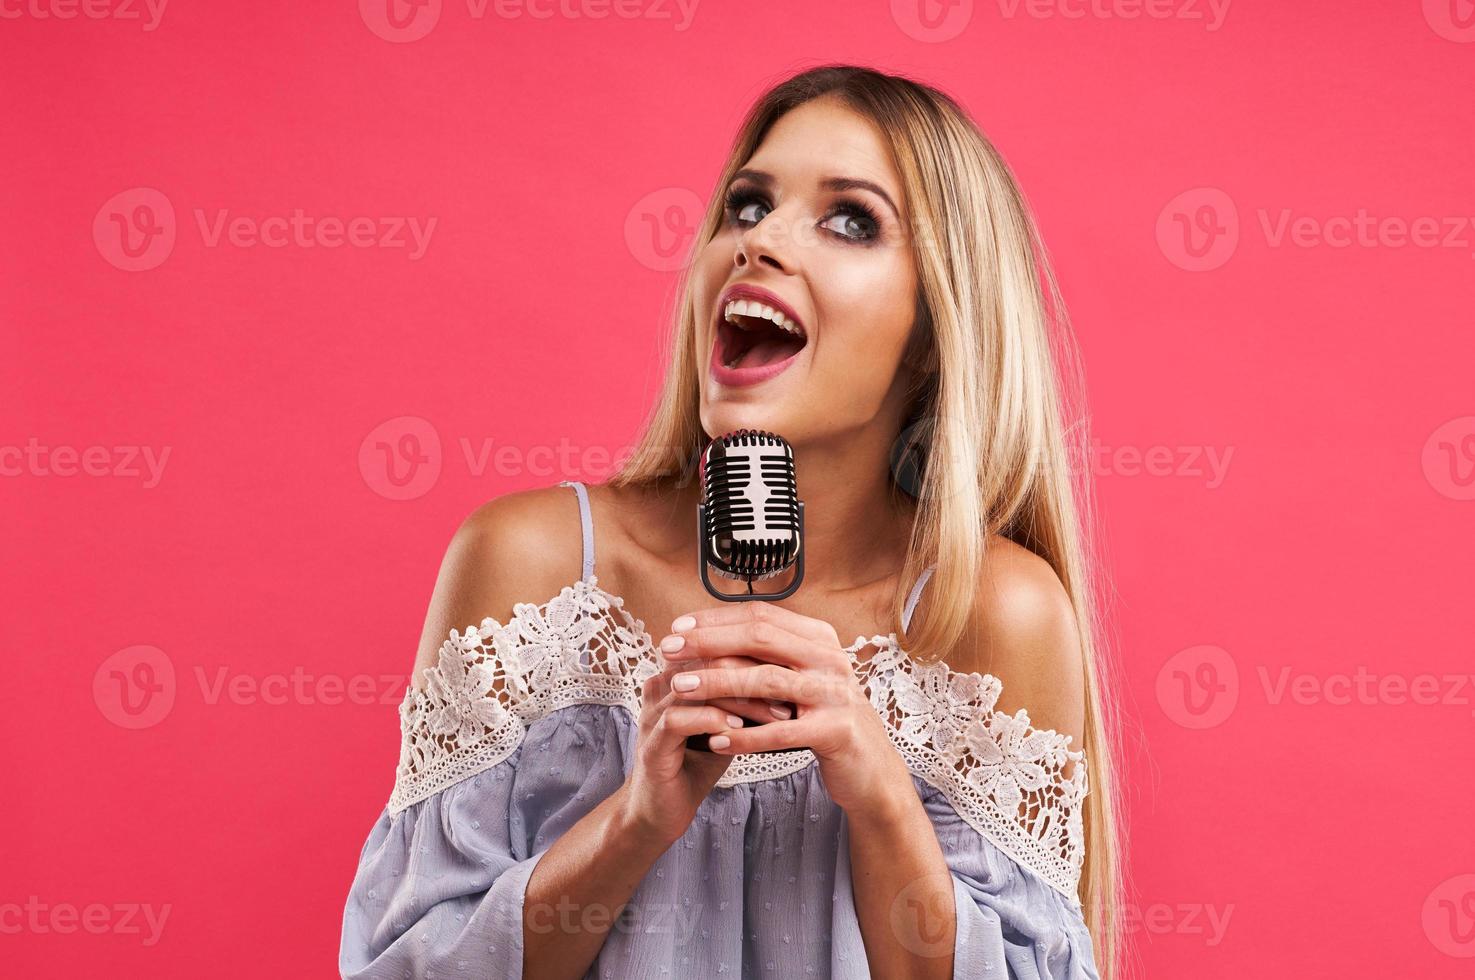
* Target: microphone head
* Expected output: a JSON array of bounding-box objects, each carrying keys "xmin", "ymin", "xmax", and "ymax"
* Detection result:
[{"xmin": 700, "ymin": 429, "xmax": 802, "ymax": 583}]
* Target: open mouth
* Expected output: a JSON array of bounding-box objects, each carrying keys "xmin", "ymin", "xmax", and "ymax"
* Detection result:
[{"xmin": 715, "ymin": 297, "xmax": 808, "ymax": 371}]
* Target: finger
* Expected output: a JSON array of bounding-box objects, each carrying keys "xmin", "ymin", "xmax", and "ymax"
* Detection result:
[
  {"xmin": 668, "ymin": 601, "xmax": 841, "ymax": 647},
  {"xmin": 660, "ymin": 620, "xmax": 842, "ymax": 673},
  {"xmin": 651, "ymin": 703, "xmax": 744, "ymax": 755},
  {"xmin": 661, "ymin": 656, "xmax": 792, "ymax": 716},
  {"xmin": 668, "ymin": 664, "xmax": 824, "ymax": 705},
  {"xmin": 707, "ymin": 694, "xmax": 793, "ymax": 722},
  {"xmin": 706, "ymin": 717, "xmax": 813, "ymax": 756},
  {"xmin": 639, "ymin": 672, "xmax": 666, "ymax": 734}
]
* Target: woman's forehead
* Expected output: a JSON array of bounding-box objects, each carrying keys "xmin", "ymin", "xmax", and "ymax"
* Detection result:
[{"xmin": 746, "ymin": 100, "xmax": 902, "ymax": 201}]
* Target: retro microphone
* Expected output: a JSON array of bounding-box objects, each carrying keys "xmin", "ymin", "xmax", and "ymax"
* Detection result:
[{"xmin": 686, "ymin": 429, "xmax": 806, "ymax": 753}]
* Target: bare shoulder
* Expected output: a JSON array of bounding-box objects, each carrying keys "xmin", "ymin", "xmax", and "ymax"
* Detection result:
[
  {"xmin": 408, "ymin": 483, "xmax": 587, "ymax": 688},
  {"xmin": 950, "ymin": 535, "xmax": 1087, "ymax": 751}
]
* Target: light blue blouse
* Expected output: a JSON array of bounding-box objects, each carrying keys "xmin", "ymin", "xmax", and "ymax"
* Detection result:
[{"xmin": 340, "ymin": 481, "xmax": 1100, "ymax": 979}]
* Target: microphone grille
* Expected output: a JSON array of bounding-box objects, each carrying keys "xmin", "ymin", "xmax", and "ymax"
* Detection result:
[{"xmin": 702, "ymin": 429, "xmax": 800, "ymax": 581}]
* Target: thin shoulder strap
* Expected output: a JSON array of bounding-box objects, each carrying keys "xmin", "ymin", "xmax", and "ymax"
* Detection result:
[
  {"xmin": 901, "ymin": 563, "xmax": 937, "ymax": 635},
  {"xmin": 557, "ymin": 480, "xmax": 596, "ymax": 582}
]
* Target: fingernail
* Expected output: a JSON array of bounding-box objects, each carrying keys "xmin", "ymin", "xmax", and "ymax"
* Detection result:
[
  {"xmin": 671, "ymin": 614, "xmax": 696, "ymax": 632},
  {"xmin": 660, "ymin": 635, "xmax": 686, "ymax": 653},
  {"xmin": 709, "ymin": 735, "xmax": 731, "ymax": 751},
  {"xmin": 725, "ymin": 713, "xmax": 743, "ymax": 728},
  {"xmin": 769, "ymin": 702, "xmax": 791, "ymax": 719},
  {"xmin": 672, "ymin": 673, "xmax": 699, "ymax": 692}
]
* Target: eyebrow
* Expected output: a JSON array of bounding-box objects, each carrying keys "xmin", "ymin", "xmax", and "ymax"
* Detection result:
[{"xmin": 729, "ymin": 168, "xmax": 902, "ymax": 220}]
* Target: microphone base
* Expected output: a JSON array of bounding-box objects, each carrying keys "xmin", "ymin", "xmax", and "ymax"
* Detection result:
[
  {"xmin": 687, "ymin": 708, "xmax": 807, "ymax": 754},
  {"xmin": 698, "ymin": 502, "xmax": 805, "ymax": 602},
  {"xmin": 690, "ymin": 499, "xmax": 807, "ymax": 752}
]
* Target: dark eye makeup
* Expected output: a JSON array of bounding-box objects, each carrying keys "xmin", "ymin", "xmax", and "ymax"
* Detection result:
[{"xmin": 721, "ymin": 184, "xmax": 882, "ymax": 243}]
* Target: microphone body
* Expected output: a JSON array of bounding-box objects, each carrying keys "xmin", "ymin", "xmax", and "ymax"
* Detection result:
[{"xmin": 687, "ymin": 429, "xmax": 807, "ymax": 754}]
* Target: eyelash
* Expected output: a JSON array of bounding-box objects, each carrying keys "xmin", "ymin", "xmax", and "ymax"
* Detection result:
[{"xmin": 721, "ymin": 186, "xmax": 882, "ymax": 243}]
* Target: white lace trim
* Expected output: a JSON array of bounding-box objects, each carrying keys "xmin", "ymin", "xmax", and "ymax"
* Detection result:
[{"xmin": 386, "ymin": 575, "xmax": 1088, "ymax": 902}]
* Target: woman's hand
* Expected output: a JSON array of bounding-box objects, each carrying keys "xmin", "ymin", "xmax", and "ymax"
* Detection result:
[
  {"xmin": 621, "ymin": 642, "xmax": 809, "ymax": 847},
  {"xmin": 654, "ymin": 602, "xmax": 913, "ymax": 814},
  {"xmin": 619, "ymin": 659, "xmax": 743, "ymax": 847}
]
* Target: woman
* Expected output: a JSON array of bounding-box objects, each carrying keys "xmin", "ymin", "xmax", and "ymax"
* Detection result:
[{"xmin": 341, "ymin": 64, "xmax": 1124, "ymax": 979}]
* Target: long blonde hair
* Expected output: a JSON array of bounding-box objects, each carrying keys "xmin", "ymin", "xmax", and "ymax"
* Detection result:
[{"xmin": 610, "ymin": 64, "xmax": 1129, "ymax": 978}]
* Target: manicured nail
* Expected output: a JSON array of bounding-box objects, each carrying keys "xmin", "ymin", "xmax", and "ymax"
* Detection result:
[
  {"xmin": 725, "ymin": 713, "xmax": 743, "ymax": 728},
  {"xmin": 769, "ymin": 702, "xmax": 792, "ymax": 719},
  {"xmin": 660, "ymin": 635, "xmax": 686, "ymax": 653},
  {"xmin": 672, "ymin": 673, "xmax": 699, "ymax": 692},
  {"xmin": 671, "ymin": 614, "xmax": 696, "ymax": 632},
  {"xmin": 709, "ymin": 735, "xmax": 731, "ymax": 751}
]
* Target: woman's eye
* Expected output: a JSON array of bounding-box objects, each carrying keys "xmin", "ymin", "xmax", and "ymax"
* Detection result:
[
  {"xmin": 820, "ymin": 208, "xmax": 878, "ymax": 242},
  {"xmin": 736, "ymin": 201, "xmax": 769, "ymax": 226}
]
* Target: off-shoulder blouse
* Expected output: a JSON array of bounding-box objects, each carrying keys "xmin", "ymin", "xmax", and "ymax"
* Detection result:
[{"xmin": 339, "ymin": 480, "xmax": 1100, "ymax": 979}]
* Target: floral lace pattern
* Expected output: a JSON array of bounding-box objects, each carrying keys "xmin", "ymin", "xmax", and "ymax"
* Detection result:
[{"xmin": 387, "ymin": 575, "xmax": 1088, "ymax": 902}]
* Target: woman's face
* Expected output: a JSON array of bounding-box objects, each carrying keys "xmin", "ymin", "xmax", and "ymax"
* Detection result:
[{"xmin": 694, "ymin": 95, "xmax": 920, "ymax": 447}]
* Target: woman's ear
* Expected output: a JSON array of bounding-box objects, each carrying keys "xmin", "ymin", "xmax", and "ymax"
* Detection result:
[{"xmin": 901, "ymin": 303, "xmax": 935, "ymax": 379}]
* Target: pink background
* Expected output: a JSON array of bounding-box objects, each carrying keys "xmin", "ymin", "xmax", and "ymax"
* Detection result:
[{"xmin": 4, "ymin": 1, "xmax": 1474, "ymax": 976}]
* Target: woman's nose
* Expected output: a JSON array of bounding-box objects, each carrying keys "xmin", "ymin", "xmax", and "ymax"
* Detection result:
[{"xmin": 734, "ymin": 212, "xmax": 795, "ymax": 274}]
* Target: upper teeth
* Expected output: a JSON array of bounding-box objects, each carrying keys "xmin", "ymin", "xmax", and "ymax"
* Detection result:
[{"xmin": 724, "ymin": 299, "xmax": 804, "ymax": 336}]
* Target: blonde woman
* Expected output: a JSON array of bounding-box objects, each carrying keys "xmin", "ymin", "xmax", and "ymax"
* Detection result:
[{"xmin": 341, "ymin": 64, "xmax": 1124, "ymax": 980}]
